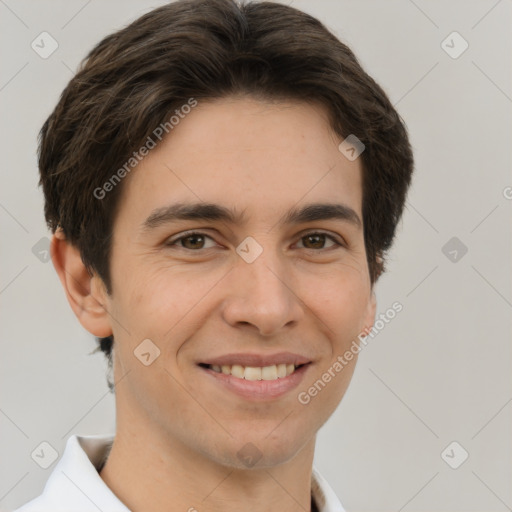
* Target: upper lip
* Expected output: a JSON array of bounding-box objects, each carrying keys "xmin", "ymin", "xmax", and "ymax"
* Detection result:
[{"xmin": 200, "ymin": 352, "xmax": 312, "ymax": 367}]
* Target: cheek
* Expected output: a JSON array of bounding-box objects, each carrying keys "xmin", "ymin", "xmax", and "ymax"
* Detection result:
[
  {"xmin": 116, "ymin": 265, "xmax": 223, "ymax": 351},
  {"xmin": 306, "ymin": 269, "xmax": 370, "ymax": 339}
]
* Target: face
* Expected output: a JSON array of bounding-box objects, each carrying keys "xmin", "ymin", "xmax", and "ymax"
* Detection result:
[{"xmin": 100, "ymin": 97, "xmax": 376, "ymax": 468}]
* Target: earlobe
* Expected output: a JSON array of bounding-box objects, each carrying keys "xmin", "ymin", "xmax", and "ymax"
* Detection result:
[{"xmin": 50, "ymin": 229, "xmax": 113, "ymax": 337}]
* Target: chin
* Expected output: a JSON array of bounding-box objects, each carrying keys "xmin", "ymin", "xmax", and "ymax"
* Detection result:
[{"xmin": 213, "ymin": 429, "xmax": 312, "ymax": 470}]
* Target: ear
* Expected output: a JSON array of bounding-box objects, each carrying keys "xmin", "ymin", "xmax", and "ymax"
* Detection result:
[
  {"xmin": 373, "ymin": 253, "xmax": 385, "ymax": 282},
  {"xmin": 362, "ymin": 288, "xmax": 377, "ymax": 334},
  {"xmin": 50, "ymin": 229, "xmax": 113, "ymax": 337}
]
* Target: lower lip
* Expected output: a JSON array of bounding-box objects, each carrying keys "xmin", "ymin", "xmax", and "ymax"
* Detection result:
[{"xmin": 200, "ymin": 364, "xmax": 311, "ymax": 401}]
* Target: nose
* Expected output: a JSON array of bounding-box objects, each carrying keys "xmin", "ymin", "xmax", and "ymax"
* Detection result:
[{"xmin": 221, "ymin": 249, "xmax": 304, "ymax": 337}]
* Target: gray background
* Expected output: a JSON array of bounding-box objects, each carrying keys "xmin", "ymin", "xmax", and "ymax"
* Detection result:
[{"xmin": 1, "ymin": 1, "xmax": 511, "ymax": 511}]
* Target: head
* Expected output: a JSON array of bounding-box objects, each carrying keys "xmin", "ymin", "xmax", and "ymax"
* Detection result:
[{"xmin": 43, "ymin": 0, "xmax": 413, "ymax": 468}]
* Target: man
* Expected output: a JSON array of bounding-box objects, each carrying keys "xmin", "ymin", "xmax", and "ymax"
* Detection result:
[{"xmin": 15, "ymin": 0, "xmax": 413, "ymax": 510}]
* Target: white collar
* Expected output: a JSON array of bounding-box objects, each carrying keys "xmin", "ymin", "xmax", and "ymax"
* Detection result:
[{"xmin": 14, "ymin": 434, "xmax": 346, "ymax": 512}]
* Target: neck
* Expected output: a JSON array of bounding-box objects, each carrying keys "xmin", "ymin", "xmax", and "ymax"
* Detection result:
[
  {"xmin": 99, "ymin": 426, "xmax": 317, "ymax": 512},
  {"xmin": 100, "ymin": 435, "xmax": 314, "ymax": 512}
]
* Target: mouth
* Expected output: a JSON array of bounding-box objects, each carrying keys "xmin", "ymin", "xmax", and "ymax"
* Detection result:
[
  {"xmin": 197, "ymin": 358, "xmax": 312, "ymax": 401},
  {"xmin": 198, "ymin": 362, "xmax": 308, "ymax": 381}
]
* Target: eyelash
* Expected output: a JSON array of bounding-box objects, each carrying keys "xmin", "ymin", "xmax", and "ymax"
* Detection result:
[{"xmin": 165, "ymin": 230, "xmax": 345, "ymax": 251}]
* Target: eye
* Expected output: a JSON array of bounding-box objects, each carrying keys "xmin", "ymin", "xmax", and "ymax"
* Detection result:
[
  {"xmin": 166, "ymin": 232, "xmax": 217, "ymax": 250},
  {"xmin": 165, "ymin": 230, "xmax": 344, "ymax": 252},
  {"xmin": 295, "ymin": 232, "xmax": 342, "ymax": 250}
]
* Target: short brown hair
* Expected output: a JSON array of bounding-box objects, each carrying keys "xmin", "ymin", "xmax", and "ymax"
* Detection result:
[{"xmin": 39, "ymin": 0, "xmax": 414, "ymax": 388}]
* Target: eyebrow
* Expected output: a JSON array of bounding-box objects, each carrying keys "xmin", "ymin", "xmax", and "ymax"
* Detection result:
[{"xmin": 140, "ymin": 201, "xmax": 362, "ymax": 232}]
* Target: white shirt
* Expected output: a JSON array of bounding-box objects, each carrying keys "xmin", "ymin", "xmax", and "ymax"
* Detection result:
[{"xmin": 13, "ymin": 434, "xmax": 346, "ymax": 512}]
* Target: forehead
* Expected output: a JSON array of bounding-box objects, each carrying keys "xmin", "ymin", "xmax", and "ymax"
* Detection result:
[{"xmin": 115, "ymin": 97, "xmax": 363, "ymax": 229}]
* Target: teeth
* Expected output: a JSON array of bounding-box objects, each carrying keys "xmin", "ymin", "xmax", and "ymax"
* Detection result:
[
  {"xmin": 231, "ymin": 364, "xmax": 245, "ymax": 378},
  {"xmin": 207, "ymin": 363, "xmax": 298, "ymax": 380},
  {"xmin": 261, "ymin": 365, "xmax": 277, "ymax": 380},
  {"xmin": 277, "ymin": 363, "xmax": 287, "ymax": 378},
  {"xmin": 244, "ymin": 367, "xmax": 262, "ymax": 381}
]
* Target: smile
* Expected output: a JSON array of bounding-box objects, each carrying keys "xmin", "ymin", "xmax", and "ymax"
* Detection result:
[
  {"xmin": 201, "ymin": 363, "xmax": 304, "ymax": 381},
  {"xmin": 198, "ymin": 360, "xmax": 312, "ymax": 401}
]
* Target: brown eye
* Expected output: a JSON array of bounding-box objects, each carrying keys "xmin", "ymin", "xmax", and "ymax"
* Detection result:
[
  {"xmin": 303, "ymin": 233, "xmax": 325, "ymax": 249},
  {"xmin": 296, "ymin": 232, "xmax": 340, "ymax": 250},
  {"xmin": 180, "ymin": 234, "xmax": 206, "ymax": 249},
  {"xmin": 166, "ymin": 232, "xmax": 217, "ymax": 250}
]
